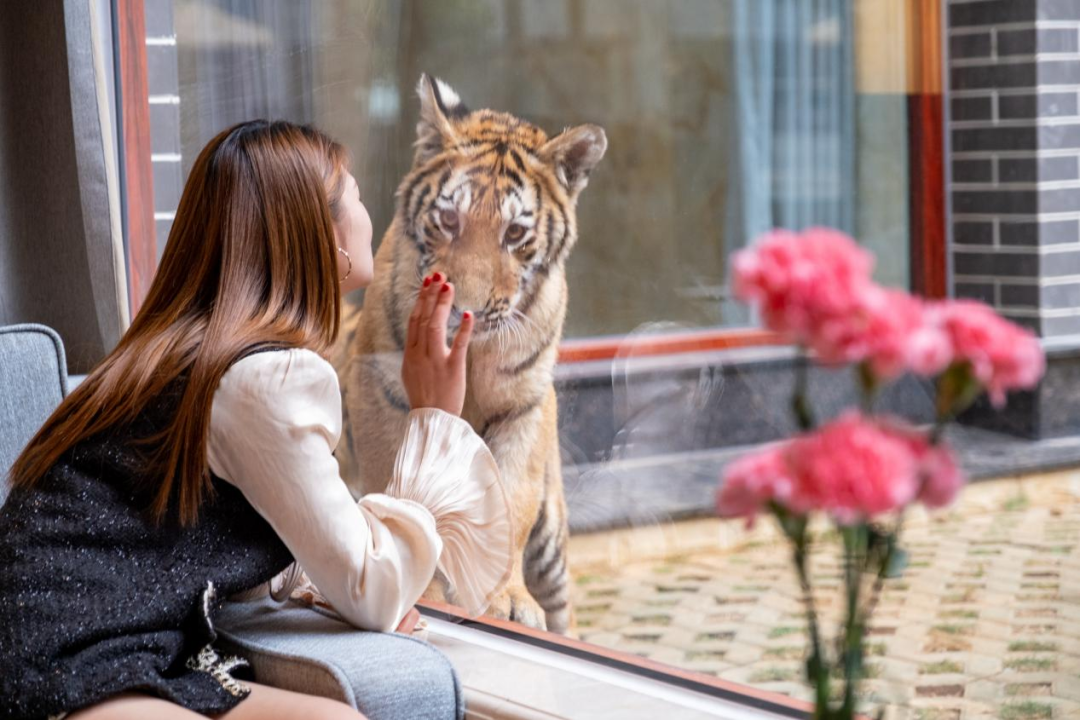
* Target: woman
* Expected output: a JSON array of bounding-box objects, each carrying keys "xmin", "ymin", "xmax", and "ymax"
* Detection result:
[{"xmin": 0, "ymin": 120, "xmax": 512, "ymax": 719}]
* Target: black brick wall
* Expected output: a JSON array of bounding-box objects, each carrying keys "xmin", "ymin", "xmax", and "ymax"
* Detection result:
[{"xmin": 949, "ymin": 0, "xmax": 1080, "ymax": 341}]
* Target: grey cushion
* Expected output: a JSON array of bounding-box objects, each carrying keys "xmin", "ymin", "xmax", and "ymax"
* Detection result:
[
  {"xmin": 0, "ymin": 324, "xmax": 69, "ymax": 504},
  {"xmin": 216, "ymin": 598, "xmax": 464, "ymax": 720},
  {"xmin": 0, "ymin": 324, "xmax": 464, "ymax": 718}
]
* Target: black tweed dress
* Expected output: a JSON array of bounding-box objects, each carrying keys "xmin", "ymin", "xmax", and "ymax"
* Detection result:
[{"xmin": 0, "ymin": 346, "xmax": 295, "ymax": 719}]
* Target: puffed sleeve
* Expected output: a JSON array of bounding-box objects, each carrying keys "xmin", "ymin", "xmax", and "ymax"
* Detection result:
[
  {"xmin": 387, "ymin": 408, "xmax": 515, "ymax": 617},
  {"xmin": 207, "ymin": 348, "xmax": 440, "ymax": 633}
]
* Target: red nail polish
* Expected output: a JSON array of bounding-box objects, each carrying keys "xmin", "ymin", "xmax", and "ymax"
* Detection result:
[
  {"xmin": 433, "ymin": 272, "xmax": 442, "ymax": 283},
  {"xmin": 440, "ymin": 283, "xmax": 451, "ymax": 293},
  {"xmin": 423, "ymin": 277, "xmax": 432, "ymax": 287},
  {"xmin": 463, "ymin": 311, "xmax": 472, "ymax": 320}
]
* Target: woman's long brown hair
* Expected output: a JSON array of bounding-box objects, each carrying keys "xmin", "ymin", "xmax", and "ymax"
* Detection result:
[{"xmin": 8, "ymin": 120, "xmax": 349, "ymax": 525}]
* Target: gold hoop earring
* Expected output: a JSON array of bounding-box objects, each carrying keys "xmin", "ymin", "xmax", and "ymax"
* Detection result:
[{"xmin": 337, "ymin": 246, "xmax": 352, "ymax": 284}]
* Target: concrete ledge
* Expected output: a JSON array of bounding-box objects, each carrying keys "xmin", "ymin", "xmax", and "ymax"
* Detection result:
[{"xmin": 557, "ymin": 345, "xmax": 1080, "ymax": 533}]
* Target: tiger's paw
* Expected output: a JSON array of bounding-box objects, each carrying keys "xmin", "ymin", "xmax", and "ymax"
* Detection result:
[{"xmin": 486, "ymin": 586, "xmax": 547, "ymax": 631}]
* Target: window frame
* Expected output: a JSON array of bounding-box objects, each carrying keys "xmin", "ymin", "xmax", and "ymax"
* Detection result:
[
  {"xmin": 907, "ymin": 0, "xmax": 948, "ymax": 301},
  {"xmin": 114, "ymin": 0, "xmax": 157, "ymax": 319}
]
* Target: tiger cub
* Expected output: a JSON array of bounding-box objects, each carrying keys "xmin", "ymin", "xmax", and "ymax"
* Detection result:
[{"xmin": 335, "ymin": 74, "xmax": 606, "ymax": 633}]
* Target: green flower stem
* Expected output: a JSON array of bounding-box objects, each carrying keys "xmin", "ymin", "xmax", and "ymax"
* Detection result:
[
  {"xmin": 856, "ymin": 523, "xmax": 901, "ymax": 660},
  {"xmin": 793, "ymin": 534, "xmax": 829, "ymax": 713},
  {"xmin": 840, "ymin": 525, "xmax": 868, "ymax": 718},
  {"xmin": 771, "ymin": 504, "xmax": 829, "ymax": 713},
  {"xmin": 793, "ymin": 349, "xmax": 816, "ymax": 431},
  {"xmin": 856, "ymin": 362, "xmax": 878, "ymax": 415},
  {"xmin": 933, "ymin": 361, "xmax": 983, "ymax": 443}
]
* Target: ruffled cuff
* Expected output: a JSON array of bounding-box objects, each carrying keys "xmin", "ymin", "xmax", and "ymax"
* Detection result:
[{"xmin": 386, "ymin": 407, "xmax": 514, "ymax": 617}]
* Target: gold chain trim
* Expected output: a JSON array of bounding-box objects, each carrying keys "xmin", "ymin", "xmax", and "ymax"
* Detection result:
[{"xmin": 185, "ymin": 644, "xmax": 251, "ymax": 698}]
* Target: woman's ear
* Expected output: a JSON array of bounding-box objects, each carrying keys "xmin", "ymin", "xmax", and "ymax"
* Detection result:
[
  {"xmin": 540, "ymin": 124, "xmax": 608, "ymax": 196},
  {"xmin": 414, "ymin": 73, "xmax": 468, "ymax": 164}
]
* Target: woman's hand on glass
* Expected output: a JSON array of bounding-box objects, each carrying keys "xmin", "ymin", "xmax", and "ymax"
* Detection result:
[
  {"xmin": 395, "ymin": 606, "xmax": 420, "ymax": 634},
  {"xmin": 402, "ymin": 273, "xmax": 473, "ymax": 416}
]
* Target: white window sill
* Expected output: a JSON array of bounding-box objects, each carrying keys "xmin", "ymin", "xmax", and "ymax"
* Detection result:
[{"xmin": 423, "ymin": 616, "xmax": 806, "ymax": 720}]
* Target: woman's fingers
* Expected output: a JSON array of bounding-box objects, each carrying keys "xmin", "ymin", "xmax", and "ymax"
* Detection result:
[
  {"xmin": 420, "ymin": 275, "xmax": 442, "ymax": 321},
  {"xmin": 402, "ymin": 271, "xmax": 471, "ymax": 416},
  {"xmin": 449, "ymin": 310, "xmax": 474, "ymax": 370},
  {"xmin": 406, "ymin": 276, "xmax": 432, "ymax": 349},
  {"xmin": 427, "ymin": 282, "xmax": 455, "ymax": 355},
  {"xmin": 417, "ymin": 273, "xmax": 443, "ymax": 354}
]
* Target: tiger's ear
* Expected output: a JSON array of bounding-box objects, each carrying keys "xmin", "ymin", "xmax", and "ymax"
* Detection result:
[
  {"xmin": 540, "ymin": 124, "xmax": 608, "ymax": 196},
  {"xmin": 414, "ymin": 73, "xmax": 468, "ymax": 163}
]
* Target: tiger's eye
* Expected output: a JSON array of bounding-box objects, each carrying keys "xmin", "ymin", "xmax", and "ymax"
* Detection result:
[
  {"xmin": 440, "ymin": 209, "xmax": 460, "ymax": 232},
  {"xmin": 505, "ymin": 224, "xmax": 526, "ymax": 244}
]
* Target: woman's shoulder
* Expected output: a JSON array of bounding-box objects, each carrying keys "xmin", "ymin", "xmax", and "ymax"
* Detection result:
[
  {"xmin": 218, "ymin": 346, "xmax": 339, "ymax": 407},
  {"xmin": 209, "ymin": 346, "xmax": 343, "ymax": 477},
  {"xmin": 229, "ymin": 345, "xmax": 336, "ymax": 376}
]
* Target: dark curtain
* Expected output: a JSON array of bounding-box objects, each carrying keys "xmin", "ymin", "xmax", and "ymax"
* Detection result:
[{"xmin": 0, "ymin": 0, "xmax": 127, "ymax": 374}]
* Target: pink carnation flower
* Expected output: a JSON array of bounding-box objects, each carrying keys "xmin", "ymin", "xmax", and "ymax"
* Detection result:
[
  {"xmin": 718, "ymin": 414, "xmax": 967, "ymax": 525},
  {"xmin": 883, "ymin": 420, "xmax": 966, "ymax": 509},
  {"xmin": 907, "ymin": 302, "xmax": 956, "ymax": 378},
  {"xmin": 861, "ymin": 289, "xmax": 953, "ymax": 379},
  {"xmin": 916, "ymin": 443, "xmax": 965, "ymax": 509},
  {"xmin": 733, "ymin": 228, "xmax": 874, "ymax": 344},
  {"xmin": 784, "ymin": 413, "xmax": 921, "ymax": 524},
  {"xmin": 734, "ymin": 229, "xmax": 954, "ymax": 379},
  {"xmin": 716, "ymin": 447, "xmax": 793, "ymax": 526},
  {"xmin": 811, "ymin": 287, "xmax": 952, "ymax": 379},
  {"xmin": 938, "ymin": 301, "xmax": 1045, "ymax": 407}
]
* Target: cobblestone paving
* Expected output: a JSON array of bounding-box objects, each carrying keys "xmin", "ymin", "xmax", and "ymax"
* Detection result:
[{"xmin": 568, "ymin": 472, "xmax": 1080, "ymax": 719}]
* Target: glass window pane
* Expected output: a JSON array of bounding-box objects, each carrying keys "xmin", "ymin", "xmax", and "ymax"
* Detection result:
[
  {"xmin": 144, "ymin": 0, "xmax": 924, "ymax": 707},
  {"xmin": 159, "ymin": 0, "xmax": 911, "ymax": 340}
]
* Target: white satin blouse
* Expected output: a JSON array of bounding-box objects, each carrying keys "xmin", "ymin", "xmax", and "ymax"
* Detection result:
[{"xmin": 206, "ymin": 348, "xmax": 513, "ymax": 633}]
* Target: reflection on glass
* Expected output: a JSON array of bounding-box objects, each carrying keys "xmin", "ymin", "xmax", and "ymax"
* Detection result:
[
  {"xmin": 152, "ymin": 0, "xmax": 926, "ymax": 708},
  {"xmin": 169, "ymin": 0, "xmax": 909, "ymax": 339}
]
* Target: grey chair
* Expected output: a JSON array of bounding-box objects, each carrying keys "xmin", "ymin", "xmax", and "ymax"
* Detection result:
[{"xmin": 0, "ymin": 323, "xmax": 464, "ymax": 720}]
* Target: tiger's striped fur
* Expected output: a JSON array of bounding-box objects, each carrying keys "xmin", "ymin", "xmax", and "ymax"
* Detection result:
[{"xmin": 333, "ymin": 75, "xmax": 606, "ymax": 633}]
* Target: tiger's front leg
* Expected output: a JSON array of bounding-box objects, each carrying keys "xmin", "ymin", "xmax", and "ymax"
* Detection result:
[
  {"xmin": 420, "ymin": 563, "xmax": 546, "ymax": 629},
  {"xmin": 461, "ymin": 388, "xmax": 554, "ymax": 631},
  {"xmin": 484, "ymin": 558, "xmax": 548, "ymax": 630},
  {"xmin": 522, "ymin": 425, "xmax": 574, "ymax": 635}
]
